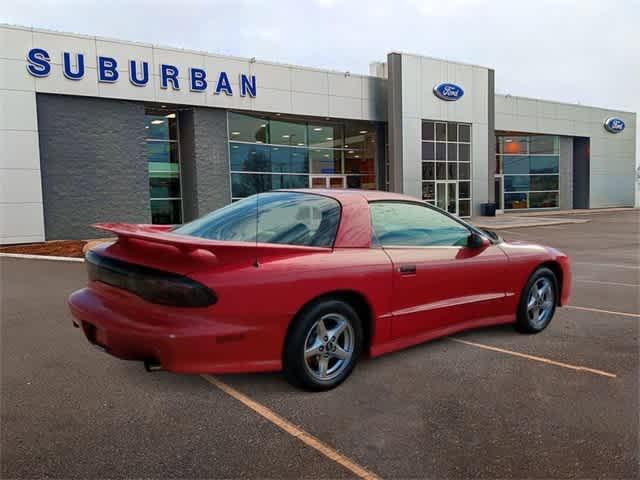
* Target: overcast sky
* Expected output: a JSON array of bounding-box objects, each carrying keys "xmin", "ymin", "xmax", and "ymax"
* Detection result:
[{"xmin": 3, "ymin": 0, "xmax": 639, "ymax": 164}]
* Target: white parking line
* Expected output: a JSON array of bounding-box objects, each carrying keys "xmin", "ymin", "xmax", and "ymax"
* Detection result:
[
  {"xmin": 447, "ymin": 338, "xmax": 617, "ymax": 378},
  {"xmin": 201, "ymin": 375, "xmax": 382, "ymax": 480},
  {"xmin": 573, "ymin": 261, "xmax": 640, "ymax": 270},
  {"xmin": 574, "ymin": 278, "xmax": 639, "ymax": 288},
  {"xmin": 565, "ymin": 305, "xmax": 640, "ymax": 318}
]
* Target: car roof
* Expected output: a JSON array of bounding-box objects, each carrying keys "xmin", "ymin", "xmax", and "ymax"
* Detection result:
[{"xmin": 277, "ymin": 188, "xmax": 422, "ymax": 203}]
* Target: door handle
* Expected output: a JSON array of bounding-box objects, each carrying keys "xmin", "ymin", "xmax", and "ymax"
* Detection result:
[{"xmin": 398, "ymin": 264, "xmax": 417, "ymax": 275}]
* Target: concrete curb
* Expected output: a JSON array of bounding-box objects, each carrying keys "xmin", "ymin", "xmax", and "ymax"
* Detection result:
[
  {"xmin": 473, "ymin": 219, "xmax": 590, "ymax": 229},
  {"xmin": 0, "ymin": 253, "xmax": 85, "ymax": 263}
]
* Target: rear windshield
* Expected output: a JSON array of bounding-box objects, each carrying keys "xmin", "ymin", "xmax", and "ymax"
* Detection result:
[{"xmin": 173, "ymin": 192, "xmax": 341, "ymax": 248}]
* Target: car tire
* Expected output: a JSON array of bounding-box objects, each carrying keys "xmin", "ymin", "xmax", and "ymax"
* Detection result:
[
  {"xmin": 284, "ymin": 299, "xmax": 363, "ymax": 391},
  {"xmin": 515, "ymin": 267, "xmax": 558, "ymax": 334}
]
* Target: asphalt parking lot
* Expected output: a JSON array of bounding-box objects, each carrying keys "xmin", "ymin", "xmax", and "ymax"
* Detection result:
[{"xmin": 1, "ymin": 210, "xmax": 638, "ymax": 479}]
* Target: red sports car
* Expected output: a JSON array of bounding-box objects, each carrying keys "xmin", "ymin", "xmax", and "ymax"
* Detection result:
[{"xmin": 69, "ymin": 189, "xmax": 571, "ymax": 390}]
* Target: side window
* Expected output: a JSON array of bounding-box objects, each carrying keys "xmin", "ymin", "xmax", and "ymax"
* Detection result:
[
  {"xmin": 370, "ymin": 202, "xmax": 470, "ymax": 247},
  {"xmin": 257, "ymin": 192, "xmax": 340, "ymax": 247},
  {"xmin": 174, "ymin": 192, "xmax": 340, "ymax": 247}
]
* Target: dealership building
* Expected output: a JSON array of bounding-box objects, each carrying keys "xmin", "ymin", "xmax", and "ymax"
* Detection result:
[{"xmin": 1, "ymin": 24, "xmax": 637, "ymax": 244}]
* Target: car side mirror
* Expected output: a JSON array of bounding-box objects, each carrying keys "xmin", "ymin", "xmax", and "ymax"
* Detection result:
[{"xmin": 467, "ymin": 232, "xmax": 489, "ymax": 249}]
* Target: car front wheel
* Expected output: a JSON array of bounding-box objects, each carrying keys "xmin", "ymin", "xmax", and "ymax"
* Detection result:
[
  {"xmin": 515, "ymin": 267, "xmax": 557, "ymax": 333},
  {"xmin": 284, "ymin": 300, "xmax": 362, "ymax": 391}
]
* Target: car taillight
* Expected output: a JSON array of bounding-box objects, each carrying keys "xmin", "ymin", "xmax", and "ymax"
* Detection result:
[{"xmin": 86, "ymin": 251, "xmax": 217, "ymax": 307}]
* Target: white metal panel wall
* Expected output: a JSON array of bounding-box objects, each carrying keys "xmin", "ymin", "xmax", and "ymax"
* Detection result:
[
  {"xmin": 0, "ymin": 25, "xmax": 45, "ymax": 243},
  {"xmin": 398, "ymin": 53, "xmax": 490, "ymax": 213},
  {"xmin": 495, "ymin": 95, "xmax": 637, "ymax": 207}
]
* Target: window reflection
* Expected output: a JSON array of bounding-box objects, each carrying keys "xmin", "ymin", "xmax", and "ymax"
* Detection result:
[
  {"xmin": 228, "ymin": 112, "xmax": 378, "ymax": 198},
  {"xmin": 146, "ymin": 109, "xmax": 182, "ymax": 224}
]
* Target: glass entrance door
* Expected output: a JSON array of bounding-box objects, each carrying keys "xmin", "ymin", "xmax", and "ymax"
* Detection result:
[
  {"xmin": 309, "ymin": 175, "xmax": 347, "ymax": 189},
  {"xmin": 436, "ymin": 181, "xmax": 458, "ymax": 215}
]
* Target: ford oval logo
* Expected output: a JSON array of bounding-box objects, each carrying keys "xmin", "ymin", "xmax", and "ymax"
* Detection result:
[
  {"xmin": 604, "ymin": 117, "xmax": 625, "ymax": 133},
  {"xmin": 433, "ymin": 83, "xmax": 464, "ymax": 101}
]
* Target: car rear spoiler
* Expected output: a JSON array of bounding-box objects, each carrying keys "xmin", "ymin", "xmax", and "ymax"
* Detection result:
[{"xmin": 93, "ymin": 223, "xmax": 327, "ymax": 263}]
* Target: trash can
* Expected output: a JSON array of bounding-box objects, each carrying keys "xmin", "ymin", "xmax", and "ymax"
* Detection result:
[{"xmin": 480, "ymin": 203, "xmax": 497, "ymax": 217}]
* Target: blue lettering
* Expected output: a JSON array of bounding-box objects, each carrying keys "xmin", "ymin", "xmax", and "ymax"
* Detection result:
[
  {"xmin": 215, "ymin": 71, "xmax": 233, "ymax": 95},
  {"xmin": 240, "ymin": 74, "xmax": 256, "ymax": 97},
  {"xmin": 26, "ymin": 48, "xmax": 51, "ymax": 77},
  {"xmin": 190, "ymin": 68, "xmax": 207, "ymax": 92},
  {"xmin": 97, "ymin": 56, "xmax": 119, "ymax": 82},
  {"xmin": 129, "ymin": 60, "xmax": 149, "ymax": 86},
  {"xmin": 160, "ymin": 64, "xmax": 180, "ymax": 90},
  {"xmin": 62, "ymin": 52, "xmax": 85, "ymax": 80}
]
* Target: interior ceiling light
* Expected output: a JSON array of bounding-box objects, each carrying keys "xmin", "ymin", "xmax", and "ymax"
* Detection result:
[
  {"xmin": 282, "ymin": 135, "xmax": 290, "ymax": 138},
  {"xmin": 348, "ymin": 150, "xmax": 354, "ymax": 154},
  {"xmin": 165, "ymin": 113, "xmax": 176, "ymax": 119},
  {"xmin": 260, "ymin": 124, "xmax": 267, "ymax": 127},
  {"xmin": 326, "ymin": 137, "xmax": 333, "ymax": 141},
  {"xmin": 297, "ymin": 142, "xmax": 304, "ymax": 146},
  {"xmin": 313, "ymin": 127, "xmax": 323, "ymax": 131},
  {"xmin": 151, "ymin": 120, "xmax": 164, "ymax": 125},
  {"xmin": 359, "ymin": 130, "xmax": 368, "ymax": 134},
  {"xmin": 231, "ymin": 131, "xmax": 240, "ymax": 135}
]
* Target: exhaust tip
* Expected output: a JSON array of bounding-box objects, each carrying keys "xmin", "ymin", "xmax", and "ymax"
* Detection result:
[{"xmin": 144, "ymin": 360, "xmax": 163, "ymax": 372}]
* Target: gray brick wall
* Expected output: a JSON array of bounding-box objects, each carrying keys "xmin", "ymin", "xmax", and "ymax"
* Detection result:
[
  {"xmin": 182, "ymin": 107, "xmax": 230, "ymax": 219},
  {"xmin": 37, "ymin": 94, "xmax": 149, "ymax": 240}
]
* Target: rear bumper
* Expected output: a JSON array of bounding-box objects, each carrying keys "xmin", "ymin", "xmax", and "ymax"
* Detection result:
[{"xmin": 68, "ymin": 286, "xmax": 281, "ymax": 374}]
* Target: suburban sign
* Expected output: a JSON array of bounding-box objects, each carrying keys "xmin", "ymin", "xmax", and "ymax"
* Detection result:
[
  {"xmin": 603, "ymin": 117, "xmax": 625, "ymax": 134},
  {"xmin": 433, "ymin": 82, "xmax": 464, "ymax": 101},
  {"xmin": 25, "ymin": 48, "xmax": 257, "ymax": 97}
]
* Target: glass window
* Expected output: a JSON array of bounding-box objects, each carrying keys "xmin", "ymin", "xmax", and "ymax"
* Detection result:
[
  {"xmin": 422, "ymin": 181, "xmax": 435, "ymax": 200},
  {"xmin": 458, "ymin": 199, "xmax": 470, "ymax": 217},
  {"xmin": 422, "ymin": 162, "xmax": 435, "ymax": 180},
  {"xmin": 447, "ymin": 163, "xmax": 457, "ymax": 180},
  {"xmin": 459, "ymin": 163, "xmax": 470, "ymax": 180},
  {"xmin": 346, "ymin": 174, "xmax": 376, "ymax": 189},
  {"xmin": 447, "ymin": 143, "xmax": 457, "ymax": 161},
  {"xmin": 530, "ymin": 135, "xmax": 559, "ymax": 154},
  {"xmin": 270, "ymin": 119, "xmax": 307, "ymax": 146},
  {"xmin": 146, "ymin": 109, "xmax": 181, "ymax": 224},
  {"xmin": 256, "ymin": 192, "xmax": 340, "ymax": 247},
  {"xmin": 504, "ymin": 193, "xmax": 528, "ymax": 209},
  {"xmin": 504, "ymin": 175, "xmax": 530, "ymax": 192},
  {"xmin": 459, "ymin": 181, "xmax": 471, "ymax": 199},
  {"xmin": 496, "ymin": 134, "xmax": 560, "ymax": 210},
  {"xmin": 530, "ymin": 175, "xmax": 559, "ymax": 191},
  {"xmin": 174, "ymin": 192, "xmax": 340, "ymax": 248},
  {"xmin": 228, "ymin": 112, "xmax": 268, "ymax": 143},
  {"xmin": 435, "ymin": 142, "xmax": 446, "ymax": 160},
  {"xmin": 530, "ymin": 192, "xmax": 559, "ymax": 208},
  {"xmin": 422, "ymin": 141, "xmax": 435, "ymax": 160},
  {"xmin": 422, "ymin": 122, "xmax": 434, "ymax": 141},
  {"xmin": 230, "ymin": 143, "xmax": 271, "ymax": 172},
  {"xmin": 271, "ymin": 146, "xmax": 308, "ymax": 173},
  {"xmin": 310, "ymin": 149, "xmax": 340, "ymax": 174},
  {"xmin": 231, "ymin": 173, "xmax": 309, "ymax": 198},
  {"xmin": 369, "ymin": 202, "xmax": 470, "ymax": 247},
  {"xmin": 503, "ymin": 156, "xmax": 529, "ymax": 175},
  {"xmin": 458, "ymin": 124, "xmax": 471, "ymax": 143},
  {"xmin": 459, "ymin": 143, "xmax": 470, "ymax": 162},
  {"xmin": 308, "ymin": 124, "xmax": 343, "ymax": 148},
  {"xmin": 447, "ymin": 123, "xmax": 458, "ymax": 142},
  {"xmin": 530, "ymin": 155, "xmax": 559, "ymax": 174},
  {"xmin": 227, "ymin": 112, "xmax": 380, "ymax": 198},
  {"xmin": 436, "ymin": 162, "xmax": 446, "ymax": 180},
  {"xmin": 145, "ymin": 113, "xmax": 177, "ymax": 140},
  {"xmin": 498, "ymin": 136, "xmax": 528, "ymax": 154},
  {"xmin": 151, "ymin": 199, "xmax": 182, "ymax": 224},
  {"xmin": 435, "ymin": 123, "xmax": 447, "ymax": 141}
]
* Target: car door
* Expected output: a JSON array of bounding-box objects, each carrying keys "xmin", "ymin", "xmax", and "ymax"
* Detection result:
[{"xmin": 369, "ymin": 201, "xmax": 510, "ymax": 339}]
